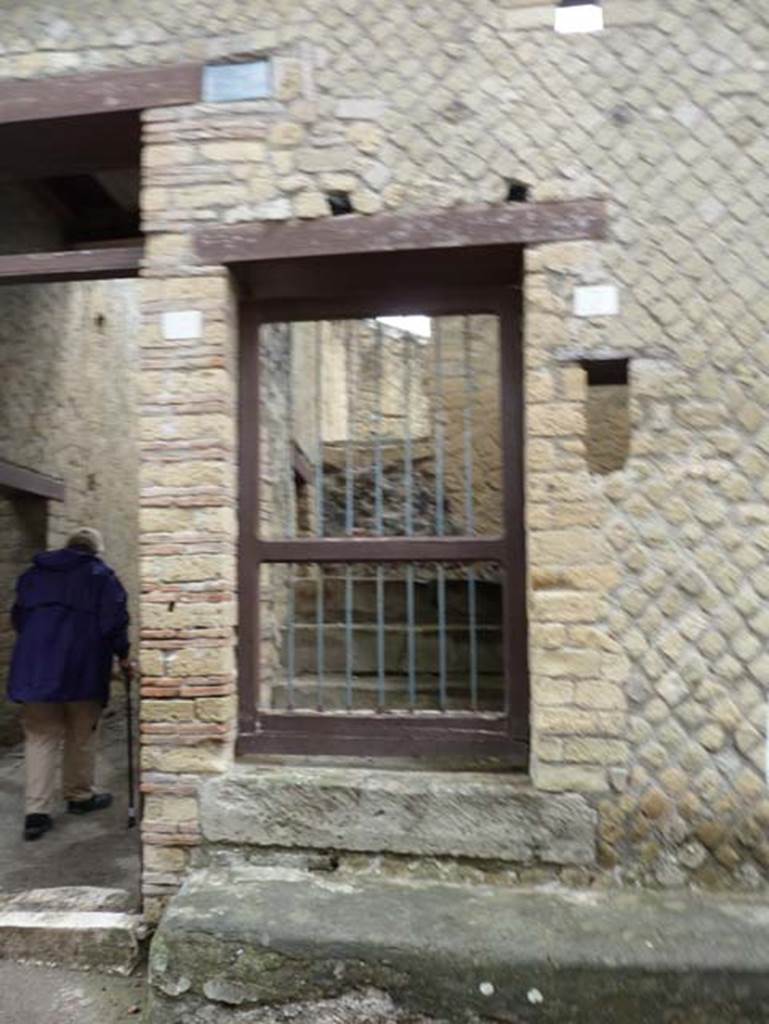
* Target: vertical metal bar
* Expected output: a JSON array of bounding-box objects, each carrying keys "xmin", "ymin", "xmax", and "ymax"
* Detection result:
[
  {"xmin": 462, "ymin": 316, "xmax": 478, "ymax": 710},
  {"xmin": 404, "ymin": 333, "xmax": 417, "ymax": 710},
  {"xmin": 345, "ymin": 320, "xmax": 355, "ymax": 538},
  {"xmin": 434, "ymin": 319, "xmax": 447, "ymax": 710},
  {"xmin": 376, "ymin": 567, "xmax": 386, "ymax": 710},
  {"xmin": 314, "ymin": 322, "xmax": 324, "ymax": 709},
  {"xmin": 404, "ymin": 334, "xmax": 414, "ymax": 537},
  {"xmin": 437, "ymin": 563, "xmax": 447, "ymax": 709},
  {"xmin": 285, "ymin": 324, "xmax": 296, "ymax": 711},
  {"xmin": 344, "ymin": 321, "xmax": 355, "ymax": 710},
  {"xmin": 374, "ymin": 321, "xmax": 386, "ymax": 709}
]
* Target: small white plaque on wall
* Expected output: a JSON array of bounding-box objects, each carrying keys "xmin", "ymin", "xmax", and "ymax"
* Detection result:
[
  {"xmin": 573, "ymin": 285, "xmax": 620, "ymax": 318},
  {"xmin": 554, "ymin": 3, "xmax": 604, "ymax": 34},
  {"xmin": 162, "ymin": 310, "xmax": 203, "ymax": 340}
]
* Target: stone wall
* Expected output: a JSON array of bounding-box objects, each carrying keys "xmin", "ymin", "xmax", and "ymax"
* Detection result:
[
  {"xmin": 0, "ymin": 277, "xmax": 141, "ymax": 682},
  {"xmin": 5, "ymin": 0, "xmax": 767, "ymax": 906},
  {"xmin": 0, "ymin": 492, "xmax": 47, "ymax": 743}
]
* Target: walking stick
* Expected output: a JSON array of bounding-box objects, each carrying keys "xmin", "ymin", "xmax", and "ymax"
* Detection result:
[{"xmin": 121, "ymin": 662, "xmax": 137, "ymax": 828}]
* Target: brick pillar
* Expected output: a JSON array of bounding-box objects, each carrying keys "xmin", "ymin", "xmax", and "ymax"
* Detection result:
[
  {"xmin": 524, "ymin": 241, "xmax": 630, "ymax": 799},
  {"xmin": 137, "ymin": 257, "xmax": 238, "ymax": 921}
]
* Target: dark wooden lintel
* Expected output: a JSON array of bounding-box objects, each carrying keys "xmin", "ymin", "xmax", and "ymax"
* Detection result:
[
  {"xmin": 0, "ymin": 63, "xmax": 202, "ymax": 125},
  {"xmin": 0, "ymin": 460, "xmax": 65, "ymax": 502},
  {"xmin": 0, "ymin": 245, "xmax": 142, "ymax": 285},
  {"xmin": 196, "ymin": 199, "xmax": 607, "ymax": 266}
]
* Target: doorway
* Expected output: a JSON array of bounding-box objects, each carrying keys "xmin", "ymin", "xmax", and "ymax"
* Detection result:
[
  {"xmin": 237, "ymin": 245, "xmax": 529, "ymax": 764},
  {"xmin": 0, "ymin": 278, "xmax": 141, "ymax": 903}
]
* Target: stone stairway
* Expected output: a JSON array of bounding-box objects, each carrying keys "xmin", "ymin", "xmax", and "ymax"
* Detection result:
[
  {"xmin": 274, "ymin": 575, "xmax": 505, "ymax": 712},
  {"xmin": 0, "ymin": 887, "xmax": 141, "ymax": 975}
]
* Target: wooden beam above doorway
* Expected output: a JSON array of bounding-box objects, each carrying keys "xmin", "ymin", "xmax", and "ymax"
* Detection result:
[
  {"xmin": 0, "ymin": 460, "xmax": 65, "ymax": 502},
  {"xmin": 194, "ymin": 199, "xmax": 607, "ymax": 266},
  {"xmin": 0, "ymin": 245, "xmax": 142, "ymax": 285},
  {"xmin": 0, "ymin": 62, "xmax": 202, "ymax": 125}
]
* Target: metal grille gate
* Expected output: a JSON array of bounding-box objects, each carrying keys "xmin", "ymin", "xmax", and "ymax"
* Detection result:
[{"xmin": 238, "ymin": 284, "xmax": 528, "ymax": 763}]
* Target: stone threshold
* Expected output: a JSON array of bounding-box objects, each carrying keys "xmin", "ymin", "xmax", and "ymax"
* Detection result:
[
  {"xmin": 199, "ymin": 763, "xmax": 597, "ymax": 866},
  {"xmin": 147, "ymin": 867, "xmax": 769, "ymax": 1023},
  {"xmin": 0, "ymin": 887, "xmax": 142, "ymax": 976}
]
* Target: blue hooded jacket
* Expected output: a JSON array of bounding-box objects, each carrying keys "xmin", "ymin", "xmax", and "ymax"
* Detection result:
[{"xmin": 8, "ymin": 548, "xmax": 130, "ymax": 705}]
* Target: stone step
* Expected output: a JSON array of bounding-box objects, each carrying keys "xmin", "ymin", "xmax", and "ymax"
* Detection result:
[
  {"xmin": 199, "ymin": 766, "xmax": 596, "ymax": 864},
  {"xmin": 269, "ymin": 672, "xmax": 504, "ymax": 711},
  {"xmin": 146, "ymin": 868, "xmax": 769, "ymax": 1023},
  {"xmin": 0, "ymin": 886, "xmax": 140, "ymax": 976}
]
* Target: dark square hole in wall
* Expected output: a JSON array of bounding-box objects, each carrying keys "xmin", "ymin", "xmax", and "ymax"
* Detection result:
[
  {"xmin": 580, "ymin": 357, "xmax": 628, "ymax": 387},
  {"xmin": 506, "ymin": 181, "xmax": 529, "ymax": 203},
  {"xmin": 580, "ymin": 358, "xmax": 630, "ymax": 474},
  {"xmin": 327, "ymin": 191, "xmax": 354, "ymax": 216}
]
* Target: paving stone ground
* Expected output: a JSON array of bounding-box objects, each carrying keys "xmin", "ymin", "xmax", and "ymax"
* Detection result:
[
  {"xmin": 0, "ymin": 960, "xmax": 146, "ymax": 1023},
  {"xmin": 0, "ymin": 706, "xmax": 141, "ymax": 898}
]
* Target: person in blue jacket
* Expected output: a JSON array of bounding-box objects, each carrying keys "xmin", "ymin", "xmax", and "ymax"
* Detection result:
[{"xmin": 8, "ymin": 527, "xmax": 133, "ymax": 841}]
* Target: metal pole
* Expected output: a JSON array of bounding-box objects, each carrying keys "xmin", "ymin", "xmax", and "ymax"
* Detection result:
[{"xmin": 122, "ymin": 663, "xmax": 137, "ymax": 829}]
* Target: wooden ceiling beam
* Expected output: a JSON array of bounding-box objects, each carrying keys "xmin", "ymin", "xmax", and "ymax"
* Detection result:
[
  {"xmin": 0, "ymin": 62, "xmax": 202, "ymax": 125},
  {"xmin": 0, "ymin": 245, "xmax": 142, "ymax": 285}
]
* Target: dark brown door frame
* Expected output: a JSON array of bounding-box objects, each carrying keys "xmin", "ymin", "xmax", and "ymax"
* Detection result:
[
  {"xmin": 217, "ymin": 200, "xmax": 607, "ymax": 761},
  {"xmin": 238, "ymin": 270, "xmax": 529, "ymax": 764}
]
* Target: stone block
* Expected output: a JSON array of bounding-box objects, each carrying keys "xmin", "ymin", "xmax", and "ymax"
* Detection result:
[
  {"xmin": 145, "ymin": 796, "xmax": 199, "ymax": 823},
  {"xmin": 0, "ymin": 908, "xmax": 140, "ymax": 975},
  {"xmin": 531, "ymin": 591, "xmax": 604, "ymax": 623},
  {"xmin": 561, "ymin": 738, "xmax": 627, "ymax": 766},
  {"xmin": 4, "ymin": 888, "xmax": 133, "ymax": 913},
  {"xmin": 531, "ymin": 648, "xmax": 603, "ymax": 678},
  {"xmin": 142, "ymin": 700, "xmax": 195, "ymax": 723},
  {"xmin": 166, "ymin": 646, "xmax": 234, "ymax": 677},
  {"xmin": 535, "ymin": 764, "xmax": 609, "ymax": 793},
  {"xmin": 146, "ymin": 873, "xmax": 769, "ymax": 1023},
  {"xmin": 141, "ymin": 743, "xmax": 231, "ymax": 775},
  {"xmin": 195, "ymin": 696, "xmax": 236, "ymax": 723},
  {"xmin": 530, "ymin": 530, "xmax": 606, "ymax": 566},
  {"xmin": 200, "ymin": 766, "xmax": 596, "ymax": 866},
  {"xmin": 335, "ymin": 98, "xmax": 387, "ymax": 119},
  {"xmin": 200, "ymin": 142, "xmax": 265, "ymax": 163}
]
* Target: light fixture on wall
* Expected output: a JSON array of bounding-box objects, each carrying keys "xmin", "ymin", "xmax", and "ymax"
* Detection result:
[{"xmin": 554, "ymin": 0, "xmax": 604, "ymax": 35}]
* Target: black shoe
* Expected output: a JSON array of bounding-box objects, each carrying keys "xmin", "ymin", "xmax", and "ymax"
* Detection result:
[
  {"xmin": 24, "ymin": 814, "xmax": 53, "ymax": 841},
  {"xmin": 67, "ymin": 793, "xmax": 113, "ymax": 815}
]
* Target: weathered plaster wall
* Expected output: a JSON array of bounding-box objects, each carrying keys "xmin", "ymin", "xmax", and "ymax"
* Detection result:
[
  {"xmin": 0, "ymin": 492, "xmax": 46, "ymax": 743},
  {"xmin": 4, "ymin": 0, "xmax": 766, "ymax": 905}
]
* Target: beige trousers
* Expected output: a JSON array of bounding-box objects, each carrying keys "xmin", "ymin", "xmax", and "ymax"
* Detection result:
[{"xmin": 21, "ymin": 701, "xmax": 102, "ymax": 814}]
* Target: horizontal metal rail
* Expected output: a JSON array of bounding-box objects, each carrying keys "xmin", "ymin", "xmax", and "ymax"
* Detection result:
[{"xmin": 255, "ymin": 537, "xmax": 505, "ymax": 563}]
